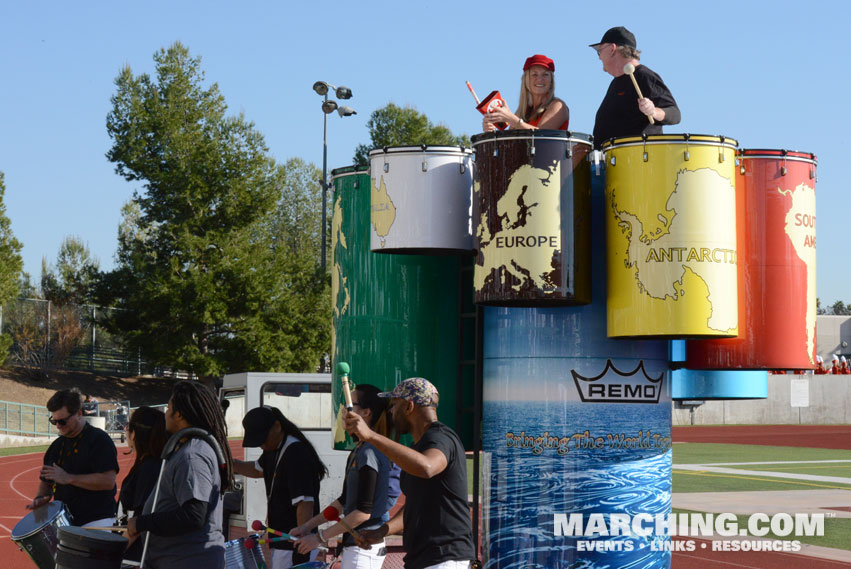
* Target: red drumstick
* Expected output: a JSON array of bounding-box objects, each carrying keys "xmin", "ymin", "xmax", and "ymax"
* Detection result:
[{"xmin": 466, "ymin": 81, "xmax": 481, "ymax": 105}]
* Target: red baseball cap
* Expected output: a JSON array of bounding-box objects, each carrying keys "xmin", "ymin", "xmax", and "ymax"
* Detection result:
[{"xmin": 523, "ymin": 54, "xmax": 555, "ymax": 72}]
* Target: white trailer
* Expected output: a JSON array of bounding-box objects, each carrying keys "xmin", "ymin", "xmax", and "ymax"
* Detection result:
[{"xmin": 220, "ymin": 372, "xmax": 349, "ymax": 528}]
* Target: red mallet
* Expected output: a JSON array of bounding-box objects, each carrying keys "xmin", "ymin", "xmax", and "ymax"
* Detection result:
[
  {"xmin": 250, "ymin": 520, "xmax": 292, "ymax": 540},
  {"xmin": 323, "ymin": 505, "xmax": 362, "ymax": 540}
]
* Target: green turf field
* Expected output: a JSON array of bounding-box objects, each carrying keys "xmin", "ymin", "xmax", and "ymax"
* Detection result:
[
  {"xmin": 0, "ymin": 444, "xmax": 48, "ymax": 457},
  {"xmin": 673, "ymin": 508, "xmax": 851, "ymax": 551},
  {"xmin": 673, "ymin": 443, "xmax": 851, "ymax": 465}
]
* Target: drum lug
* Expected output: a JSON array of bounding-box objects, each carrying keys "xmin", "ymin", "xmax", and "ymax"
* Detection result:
[
  {"xmin": 610, "ymin": 155, "xmax": 616, "ymax": 166},
  {"xmin": 422, "ymin": 160, "xmax": 428, "ymax": 172},
  {"xmin": 383, "ymin": 163, "xmax": 389, "ymax": 173},
  {"xmin": 460, "ymin": 162, "xmax": 466, "ymax": 174},
  {"xmin": 781, "ymin": 149, "xmax": 788, "ymax": 176},
  {"xmin": 643, "ymin": 152, "xmax": 648, "ymax": 162},
  {"xmin": 493, "ymin": 147, "xmax": 498, "ymax": 157},
  {"xmin": 683, "ymin": 133, "xmax": 690, "ymax": 161}
]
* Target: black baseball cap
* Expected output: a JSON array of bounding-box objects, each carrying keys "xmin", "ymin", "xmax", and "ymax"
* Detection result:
[
  {"xmin": 589, "ymin": 26, "xmax": 637, "ymax": 49},
  {"xmin": 242, "ymin": 406, "xmax": 276, "ymax": 447}
]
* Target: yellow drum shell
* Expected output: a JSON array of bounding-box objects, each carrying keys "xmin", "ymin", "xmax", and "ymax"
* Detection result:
[{"xmin": 603, "ymin": 135, "xmax": 739, "ymax": 338}]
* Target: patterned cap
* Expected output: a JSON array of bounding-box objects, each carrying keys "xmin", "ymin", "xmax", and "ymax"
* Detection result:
[{"xmin": 378, "ymin": 377, "xmax": 440, "ymax": 407}]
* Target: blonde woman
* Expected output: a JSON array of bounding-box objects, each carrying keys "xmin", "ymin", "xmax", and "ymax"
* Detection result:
[{"xmin": 483, "ymin": 54, "xmax": 569, "ymax": 131}]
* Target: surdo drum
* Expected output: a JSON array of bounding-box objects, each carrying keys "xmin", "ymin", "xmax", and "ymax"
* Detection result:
[
  {"xmin": 471, "ymin": 129, "xmax": 592, "ymax": 306},
  {"xmin": 368, "ymin": 145, "xmax": 473, "ymax": 254},
  {"xmin": 603, "ymin": 134, "xmax": 739, "ymax": 338},
  {"xmin": 11, "ymin": 501, "xmax": 71, "ymax": 569},
  {"xmin": 687, "ymin": 149, "xmax": 817, "ymax": 369}
]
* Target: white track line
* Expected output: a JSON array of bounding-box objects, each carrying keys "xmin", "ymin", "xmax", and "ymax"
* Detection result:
[
  {"xmin": 9, "ymin": 465, "xmax": 41, "ymax": 500},
  {"xmin": 674, "ymin": 465, "xmax": 851, "ymax": 484}
]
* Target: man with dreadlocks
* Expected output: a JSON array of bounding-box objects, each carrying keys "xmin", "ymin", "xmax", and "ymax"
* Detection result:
[{"xmin": 127, "ymin": 380, "xmax": 234, "ymax": 568}]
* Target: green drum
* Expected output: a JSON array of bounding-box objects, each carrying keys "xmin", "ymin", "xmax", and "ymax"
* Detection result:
[{"xmin": 330, "ymin": 165, "xmax": 471, "ymax": 449}]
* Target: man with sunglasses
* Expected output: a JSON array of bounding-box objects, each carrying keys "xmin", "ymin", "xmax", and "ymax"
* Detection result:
[
  {"xmin": 27, "ymin": 389, "xmax": 119, "ymax": 527},
  {"xmin": 590, "ymin": 26, "xmax": 680, "ymax": 149}
]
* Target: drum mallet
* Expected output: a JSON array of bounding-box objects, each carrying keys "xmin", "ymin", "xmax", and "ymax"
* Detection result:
[
  {"xmin": 323, "ymin": 505, "xmax": 363, "ymax": 540},
  {"xmin": 251, "ymin": 519, "xmax": 293, "ymax": 539},
  {"xmin": 466, "ymin": 81, "xmax": 481, "ymax": 105},
  {"xmin": 337, "ymin": 362, "xmax": 354, "ymax": 412},
  {"xmin": 623, "ymin": 63, "xmax": 655, "ymax": 125}
]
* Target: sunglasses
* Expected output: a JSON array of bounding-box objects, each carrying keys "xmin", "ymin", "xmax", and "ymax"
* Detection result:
[{"xmin": 48, "ymin": 414, "xmax": 73, "ymax": 426}]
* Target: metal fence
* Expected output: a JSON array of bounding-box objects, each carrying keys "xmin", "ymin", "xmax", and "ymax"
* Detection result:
[
  {"xmin": 0, "ymin": 399, "xmax": 131, "ymax": 438},
  {"xmin": 0, "ymin": 400, "xmax": 52, "ymax": 436},
  {"xmin": 1, "ymin": 298, "xmax": 151, "ymax": 376}
]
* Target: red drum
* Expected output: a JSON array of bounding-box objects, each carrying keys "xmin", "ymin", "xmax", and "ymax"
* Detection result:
[{"xmin": 687, "ymin": 149, "xmax": 817, "ymax": 369}]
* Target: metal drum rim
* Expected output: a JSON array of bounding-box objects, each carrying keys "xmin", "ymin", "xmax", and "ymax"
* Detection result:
[
  {"xmin": 330, "ymin": 165, "xmax": 369, "ymax": 178},
  {"xmin": 471, "ymin": 129, "xmax": 592, "ymax": 147},
  {"xmin": 601, "ymin": 133, "xmax": 739, "ymax": 152},
  {"xmin": 11, "ymin": 500, "xmax": 67, "ymax": 540},
  {"xmin": 738, "ymin": 149, "xmax": 817, "ymax": 164},
  {"xmin": 367, "ymin": 145, "xmax": 473, "ymax": 157}
]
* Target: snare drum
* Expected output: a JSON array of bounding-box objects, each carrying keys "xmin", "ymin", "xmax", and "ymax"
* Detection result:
[
  {"xmin": 224, "ymin": 534, "xmax": 267, "ymax": 569},
  {"xmin": 11, "ymin": 500, "xmax": 71, "ymax": 569},
  {"xmin": 603, "ymin": 134, "xmax": 739, "ymax": 337},
  {"xmin": 471, "ymin": 129, "xmax": 592, "ymax": 306},
  {"xmin": 55, "ymin": 526, "xmax": 127, "ymax": 569},
  {"xmin": 368, "ymin": 145, "xmax": 474, "ymax": 254}
]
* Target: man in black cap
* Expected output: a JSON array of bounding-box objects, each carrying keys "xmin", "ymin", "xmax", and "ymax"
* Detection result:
[
  {"xmin": 233, "ymin": 406, "xmax": 326, "ymax": 569},
  {"xmin": 590, "ymin": 26, "xmax": 681, "ymax": 148},
  {"xmin": 344, "ymin": 377, "xmax": 475, "ymax": 569}
]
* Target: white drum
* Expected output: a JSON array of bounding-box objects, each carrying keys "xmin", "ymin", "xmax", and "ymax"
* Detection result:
[{"xmin": 369, "ymin": 145, "xmax": 474, "ymax": 253}]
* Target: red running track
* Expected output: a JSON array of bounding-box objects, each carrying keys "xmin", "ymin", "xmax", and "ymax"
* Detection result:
[
  {"xmin": 673, "ymin": 425, "xmax": 851, "ymax": 450},
  {"xmin": 0, "ymin": 439, "xmax": 244, "ymax": 569}
]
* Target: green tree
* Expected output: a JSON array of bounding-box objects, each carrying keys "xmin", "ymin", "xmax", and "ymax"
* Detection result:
[
  {"xmin": 0, "ymin": 172, "xmax": 24, "ymax": 360},
  {"xmin": 353, "ymin": 102, "xmax": 470, "ymax": 167},
  {"xmin": 41, "ymin": 235, "xmax": 100, "ymax": 305},
  {"xmin": 102, "ymin": 42, "xmax": 329, "ymax": 380}
]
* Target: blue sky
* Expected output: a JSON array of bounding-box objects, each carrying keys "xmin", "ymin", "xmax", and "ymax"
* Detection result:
[{"xmin": 1, "ymin": 1, "xmax": 848, "ymax": 303}]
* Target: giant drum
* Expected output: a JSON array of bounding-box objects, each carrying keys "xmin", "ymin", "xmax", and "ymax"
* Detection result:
[
  {"xmin": 687, "ymin": 149, "xmax": 817, "ymax": 369},
  {"xmin": 603, "ymin": 134, "xmax": 739, "ymax": 338},
  {"xmin": 471, "ymin": 129, "xmax": 592, "ymax": 306},
  {"xmin": 368, "ymin": 145, "xmax": 473, "ymax": 254}
]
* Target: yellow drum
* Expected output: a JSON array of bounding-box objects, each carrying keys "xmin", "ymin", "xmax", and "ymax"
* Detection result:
[{"xmin": 603, "ymin": 134, "xmax": 739, "ymax": 338}]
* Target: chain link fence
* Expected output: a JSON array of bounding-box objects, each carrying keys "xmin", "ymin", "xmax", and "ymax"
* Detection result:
[{"xmin": 1, "ymin": 298, "xmax": 151, "ymax": 376}]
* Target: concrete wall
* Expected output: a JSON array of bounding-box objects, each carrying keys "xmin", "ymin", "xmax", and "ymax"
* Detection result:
[
  {"xmin": 0, "ymin": 433, "xmax": 53, "ymax": 448},
  {"xmin": 673, "ymin": 373, "xmax": 851, "ymax": 425},
  {"xmin": 817, "ymin": 314, "xmax": 851, "ymax": 360}
]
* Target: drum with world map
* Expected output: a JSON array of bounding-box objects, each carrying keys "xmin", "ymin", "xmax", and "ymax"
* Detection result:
[
  {"xmin": 329, "ymin": 165, "xmax": 470, "ymax": 450},
  {"xmin": 368, "ymin": 145, "xmax": 473, "ymax": 254},
  {"xmin": 686, "ymin": 149, "xmax": 817, "ymax": 369},
  {"xmin": 471, "ymin": 130, "xmax": 592, "ymax": 306},
  {"xmin": 603, "ymin": 134, "xmax": 739, "ymax": 338}
]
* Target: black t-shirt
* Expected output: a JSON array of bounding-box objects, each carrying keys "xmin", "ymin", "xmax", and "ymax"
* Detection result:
[
  {"xmin": 401, "ymin": 422, "xmax": 474, "ymax": 569},
  {"xmin": 43, "ymin": 423, "xmax": 119, "ymax": 525},
  {"xmin": 593, "ymin": 63, "xmax": 681, "ymax": 149},
  {"xmin": 258, "ymin": 437, "xmax": 320, "ymax": 557},
  {"xmin": 120, "ymin": 457, "xmax": 162, "ymax": 561}
]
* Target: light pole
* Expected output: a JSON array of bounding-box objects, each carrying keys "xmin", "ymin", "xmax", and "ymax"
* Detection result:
[{"xmin": 313, "ymin": 81, "xmax": 356, "ymax": 272}]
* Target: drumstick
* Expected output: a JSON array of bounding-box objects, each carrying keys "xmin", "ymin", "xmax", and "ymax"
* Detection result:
[
  {"xmin": 82, "ymin": 525, "xmax": 127, "ymax": 531},
  {"xmin": 623, "ymin": 63, "xmax": 655, "ymax": 124},
  {"xmin": 251, "ymin": 519, "xmax": 293, "ymax": 539},
  {"xmin": 465, "ymin": 81, "xmax": 481, "ymax": 105},
  {"xmin": 323, "ymin": 505, "xmax": 363, "ymax": 540},
  {"xmin": 337, "ymin": 362, "xmax": 354, "ymax": 411}
]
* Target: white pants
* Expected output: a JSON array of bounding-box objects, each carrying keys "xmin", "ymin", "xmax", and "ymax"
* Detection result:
[
  {"xmin": 341, "ymin": 542, "xmax": 386, "ymax": 569},
  {"xmin": 424, "ymin": 561, "xmax": 472, "ymax": 569},
  {"xmin": 270, "ymin": 548, "xmax": 318, "ymax": 569}
]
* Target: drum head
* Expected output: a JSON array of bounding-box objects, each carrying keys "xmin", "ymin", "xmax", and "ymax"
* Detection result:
[
  {"xmin": 58, "ymin": 526, "xmax": 128, "ymax": 553},
  {"xmin": 11, "ymin": 500, "xmax": 66, "ymax": 540}
]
